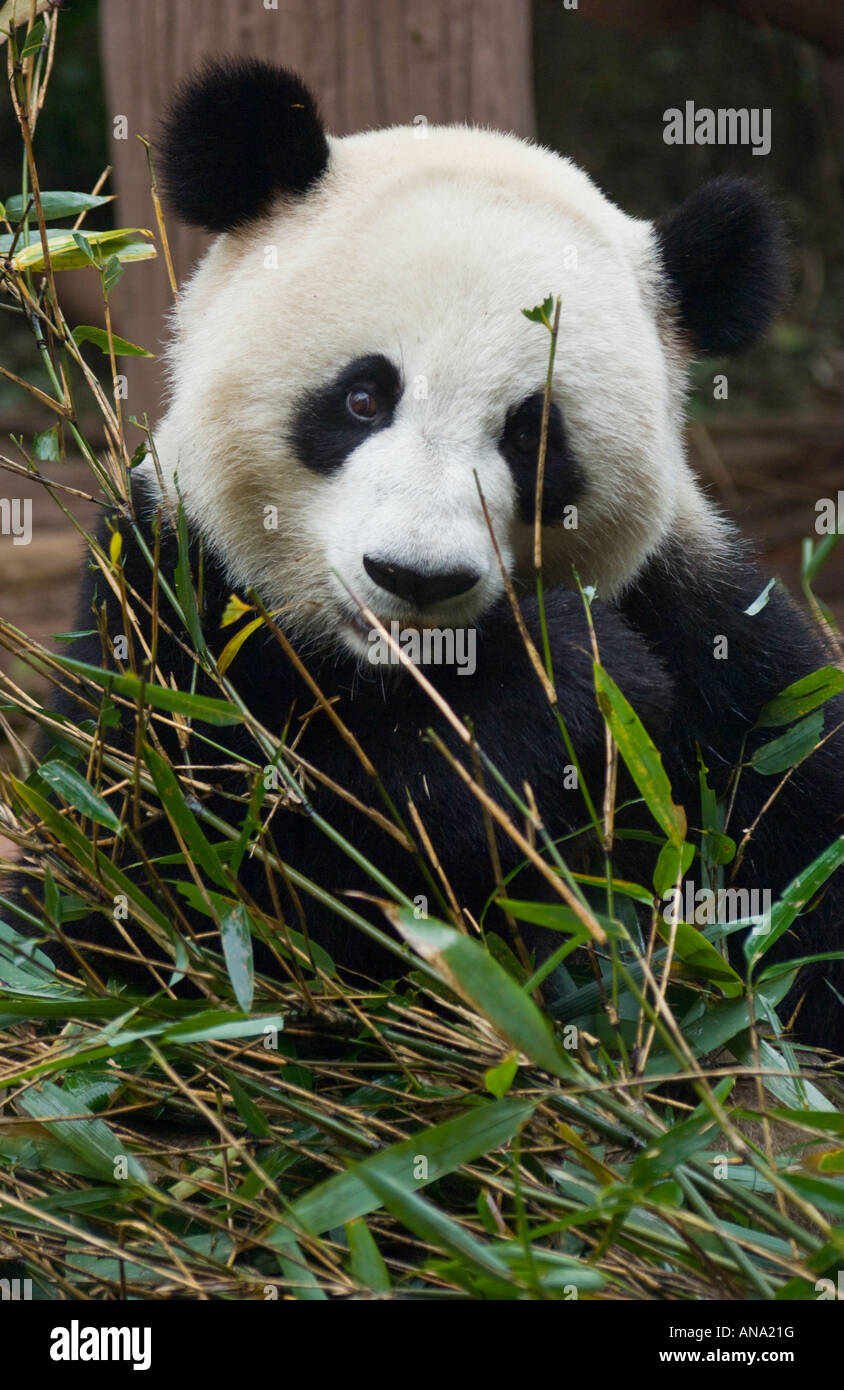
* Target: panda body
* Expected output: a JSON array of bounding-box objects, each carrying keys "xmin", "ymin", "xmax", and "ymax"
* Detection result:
[{"xmin": 20, "ymin": 60, "xmax": 843, "ymax": 1050}]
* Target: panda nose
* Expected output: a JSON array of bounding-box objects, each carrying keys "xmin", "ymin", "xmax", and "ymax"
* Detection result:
[{"xmin": 362, "ymin": 555, "xmax": 480, "ymax": 608}]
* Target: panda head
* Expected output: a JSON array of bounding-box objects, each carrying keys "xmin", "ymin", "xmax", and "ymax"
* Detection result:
[{"xmin": 150, "ymin": 59, "xmax": 786, "ymax": 659}]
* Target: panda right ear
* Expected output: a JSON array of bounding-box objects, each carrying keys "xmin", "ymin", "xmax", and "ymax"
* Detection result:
[
  {"xmin": 655, "ymin": 177, "xmax": 788, "ymax": 355},
  {"xmin": 158, "ymin": 58, "xmax": 329, "ymax": 233}
]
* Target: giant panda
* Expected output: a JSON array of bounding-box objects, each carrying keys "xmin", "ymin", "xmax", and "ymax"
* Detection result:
[{"xmin": 15, "ymin": 59, "xmax": 843, "ymax": 1051}]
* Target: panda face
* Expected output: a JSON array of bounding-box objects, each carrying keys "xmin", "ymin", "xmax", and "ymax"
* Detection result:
[{"xmin": 152, "ymin": 74, "xmax": 780, "ymax": 660}]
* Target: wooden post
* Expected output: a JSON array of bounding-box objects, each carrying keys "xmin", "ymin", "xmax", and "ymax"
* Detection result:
[{"xmin": 98, "ymin": 0, "xmax": 535, "ymax": 411}]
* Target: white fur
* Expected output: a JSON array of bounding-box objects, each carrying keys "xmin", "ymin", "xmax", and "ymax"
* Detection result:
[{"xmin": 142, "ymin": 123, "xmax": 727, "ymax": 655}]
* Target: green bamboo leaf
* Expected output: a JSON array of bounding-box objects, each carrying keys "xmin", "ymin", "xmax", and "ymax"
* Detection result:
[
  {"xmin": 160, "ymin": 1010, "xmax": 283, "ymax": 1046},
  {"xmin": 569, "ymin": 872, "xmax": 654, "ymax": 905},
  {"xmin": 704, "ymin": 831, "xmax": 736, "ymax": 866},
  {"xmin": 37, "ymin": 759, "xmax": 123, "ymax": 835},
  {"xmin": 102, "ymin": 254, "xmax": 123, "ymax": 296},
  {"xmin": 346, "ymin": 1219, "xmax": 391, "ymax": 1292},
  {"xmin": 71, "ymin": 230, "xmax": 95, "ymax": 263},
  {"xmin": 484, "ymin": 1051, "xmax": 519, "ymax": 1098},
  {"xmin": 20, "ymin": 17, "xmax": 44, "ymax": 58},
  {"xmin": 387, "ymin": 910, "xmax": 575, "ymax": 1079},
  {"xmin": 172, "ymin": 881, "xmax": 336, "ymax": 976},
  {"xmin": 0, "ymin": 919, "xmax": 58, "ymax": 995},
  {"xmin": 758, "ymin": 948, "xmax": 844, "ymax": 985},
  {"xmin": 750, "ymin": 711, "xmax": 824, "ymax": 775},
  {"xmin": 655, "ymin": 916, "xmax": 744, "ymax": 996},
  {"xmin": 496, "ymin": 899, "xmax": 623, "ymax": 938},
  {"xmin": 218, "ymin": 616, "xmax": 264, "ymax": 675},
  {"xmin": 631, "ymin": 1080, "xmax": 733, "ymax": 1185},
  {"xmin": 594, "ymin": 663, "xmax": 687, "ymax": 846},
  {"xmin": 32, "ymin": 424, "xmax": 60, "ymax": 460},
  {"xmin": 72, "ymin": 324, "xmax": 153, "ymax": 358},
  {"xmin": 767, "ymin": 1110, "xmax": 844, "ymax": 1134},
  {"xmin": 17, "ymin": 1081, "xmax": 148, "ymax": 1185},
  {"xmin": 522, "ymin": 295, "xmax": 555, "ymax": 327},
  {"xmin": 4, "ymin": 190, "xmax": 114, "ymax": 221},
  {"xmin": 652, "ymin": 839, "xmax": 695, "ymax": 897},
  {"xmin": 221, "ymin": 903, "xmax": 254, "ymax": 1013},
  {"xmin": 357, "ymin": 1166, "xmax": 517, "ymax": 1290},
  {"xmin": 224, "ymin": 1070, "xmax": 270, "ymax": 1138},
  {"xmin": 221, "ymin": 594, "xmax": 254, "ymax": 628},
  {"xmin": 285, "ymin": 1097, "xmax": 534, "ymax": 1238},
  {"xmin": 730, "ymin": 1035, "xmax": 837, "ymax": 1112},
  {"xmin": 55, "ymin": 654, "xmax": 243, "ymax": 725},
  {"xmin": 647, "ymin": 975, "xmax": 794, "ymax": 1068},
  {"xmin": 10, "ymin": 777, "xmax": 175, "ymax": 938},
  {"xmin": 10, "ymin": 227, "xmax": 155, "ymax": 273},
  {"xmin": 142, "ymin": 741, "xmax": 228, "ymax": 887},
  {"xmin": 276, "ymin": 1241, "xmax": 328, "ymax": 1300},
  {"xmin": 756, "ymin": 666, "xmax": 844, "ymax": 728},
  {"xmin": 785, "ymin": 1175, "xmax": 844, "ymax": 1220},
  {"xmin": 173, "ymin": 502, "xmax": 208, "ymax": 657},
  {"xmin": 744, "ymin": 836, "xmax": 844, "ymax": 969},
  {"xmin": 774, "ymin": 1242, "xmax": 844, "ymax": 1301}
]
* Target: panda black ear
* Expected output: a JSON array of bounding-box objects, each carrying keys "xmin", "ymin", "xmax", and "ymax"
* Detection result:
[
  {"xmin": 158, "ymin": 58, "xmax": 329, "ymax": 233},
  {"xmin": 655, "ymin": 177, "xmax": 788, "ymax": 354}
]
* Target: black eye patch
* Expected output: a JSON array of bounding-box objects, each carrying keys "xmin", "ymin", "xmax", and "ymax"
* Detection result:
[
  {"xmin": 499, "ymin": 394, "xmax": 584, "ymax": 525},
  {"xmin": 288, "ymin": 354, "xmax": 402, "ymax": 476}
]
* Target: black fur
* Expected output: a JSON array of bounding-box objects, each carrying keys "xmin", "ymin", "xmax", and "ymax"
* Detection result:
[
  {"xmin": 657, "ymin": 178, "xmax": 788, "ymax": 353},
  {"xmin": 499, "ymin": 396, "xmax": 584, "ymax": 525},
  {"xmin": 9, "ymin": 488, "xmax": 843, "ymax": 1051},
  {"xmin": 158, "ymin": 59, "xmax": 329, "ymax": 232},
  {"xmin": 289, "ymin": 354, "xmax": 403, "ymax": 476},
  {"xmin": 621, "ymin": 539, "xmax": 844, "ymax": 1049},
  {"xmin": 12, "ymin": 478, "xmax": 668, "ymax": 992}
]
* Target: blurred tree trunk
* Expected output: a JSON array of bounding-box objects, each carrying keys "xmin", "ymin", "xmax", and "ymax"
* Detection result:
[{"xmin": 98, "ymin": 0, "xmax": 535, "ymax": 413}]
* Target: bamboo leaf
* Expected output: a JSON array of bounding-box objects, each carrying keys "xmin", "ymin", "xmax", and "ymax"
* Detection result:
[
  {"xmin": 285, "ymin": 1098, "xmax": 534, "ymax": 1238},
  {"xmin": 496, "ymin": 898, "xmax": 623, "ymax": 938},
  {"xmin": 10, "ymin": 227, "xmax": 155, "ymax": 273},
  {"xmin": 346, "ymin": 1219, "xmax": 391, "ymax": 1292},
  {"xmin": 357, "ymin": 1166, "xmax": 517, "ymax": 1289},
  {"xmin": 387, "ymin": 909, "xmax": 575, "ymax": 1079},
  {"xmin": 221, "ymin": 594, "xmax": 254, "ymax": 628},
  {"xmin": 744, "ymin": 836, "xmax": 844, "ymax": 969},
  {"xmin": 37, "ymin": 759, "xmax": 123, "ymax": 835},
  {"xmin": 484, "ymin": 1052, "xmax": 519, "ymax": 1098},
  {"xmin": 17, "ymin": 1081, "xmax": 148, "ymax": 1185},
  {"xmin": 756, "ymin": 667, "xmax": 844, "ymax": 728},
  {"xmin": 19, "ymin": 17, "xmax": 44, "ymax": 58},
  {"xmin": 218, "ymin": 617, "xmax": 264, "ymax": 675},
  {"xmin": 653, "ymin": 839, "xmax": 695, "ymax": 897},
  {"xmin": 4, "ymin": 190, "xmax": 114, "ymax": 221},
  {"xmin": 142, "ymin": 741, "xmax": 229, "ymax": 888},
  {"xmin": 655, "ymin": 916, "xmax": 744, "ymax": 996},
  {"xmin": 223, "ymin": 1070, "xmax": 270, "ymax": 1138},
  {"xmin": 750, "ymin": 711, "xmax": 824, "ymax": 775},
  {"xmin": 72, "ymin": 325, "xmax": 153, "ymax": 358},
  {"xmin": 55, "ymin": 654, "xmax": 244, "ymax": 725},
  {"xmin": 221, "ymin": 903, "xmax": 254, "ymax": 1013},
  {"xmin": 32, "ymin": 424, "xmax": 59, "ymax": 460},
  {"xmin": 594, "ymin": 663, "xmax": 687, "ymax": 846}
]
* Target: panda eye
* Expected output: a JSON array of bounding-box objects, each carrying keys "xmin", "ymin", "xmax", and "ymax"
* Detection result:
[
  {"xmin": 513, "ymin": 424, "xmax": 540, "ymax": 455},
  {"xmin": 505, "ymin": 406, "xmax": 541, "ymax": 455},
  {"xmin": 346, "ymin": 386, "xmax": 382, "ymax": 421}
]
